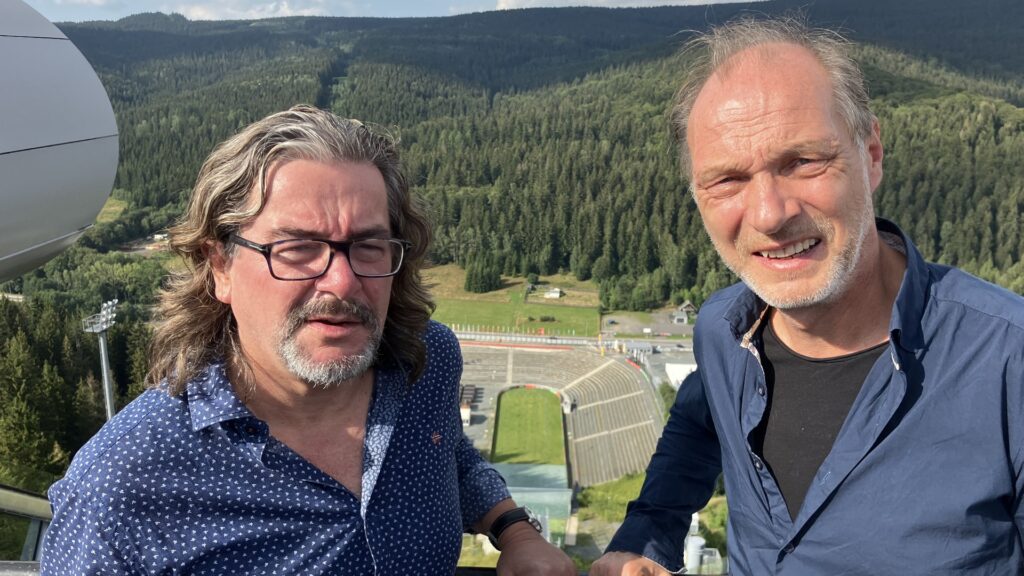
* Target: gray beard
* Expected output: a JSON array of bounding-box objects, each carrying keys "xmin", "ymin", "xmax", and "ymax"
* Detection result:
[{"xmin": 277, "ymin": 297, "xmax": 383, "ymax": 389}]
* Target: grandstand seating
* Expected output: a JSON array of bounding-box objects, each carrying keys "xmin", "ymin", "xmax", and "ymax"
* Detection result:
[{"xmin": 459, "ymin": 343, "xmax": 663, "ymax": 487}]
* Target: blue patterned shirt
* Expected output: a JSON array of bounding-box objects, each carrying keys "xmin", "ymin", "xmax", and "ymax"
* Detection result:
[{"xmin": 42, "ymin": 321, "xmax": 509, "ymax": 575}]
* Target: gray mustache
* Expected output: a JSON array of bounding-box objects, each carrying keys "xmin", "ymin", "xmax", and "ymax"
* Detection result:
[{"xmin": 284, "ymin": 298, "xmax": 380, "ymax": 335}]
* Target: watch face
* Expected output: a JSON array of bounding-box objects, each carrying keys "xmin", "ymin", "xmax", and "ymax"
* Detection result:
[{"xmin": 523, "ymin": 507, "xmax": 543, "ymax": 533}]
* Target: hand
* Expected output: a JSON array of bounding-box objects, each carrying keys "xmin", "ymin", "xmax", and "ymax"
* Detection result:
[
  {"xmin": 494, "ymin": 522, "xmax": 576, "ymax": 576},
  {"xmin": 589, "ymin": 551, "xmax": 673, "ymax": 576}
]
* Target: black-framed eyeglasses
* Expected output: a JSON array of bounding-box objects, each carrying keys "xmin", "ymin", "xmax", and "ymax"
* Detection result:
[{"xmin": 228, "ymin": 234, "xmax": 410, "ymax": 280}]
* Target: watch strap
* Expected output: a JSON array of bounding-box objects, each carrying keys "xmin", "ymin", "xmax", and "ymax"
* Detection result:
[{"xmin": 486, "ymin": 506, "xmax": 541, "ymax": 550}]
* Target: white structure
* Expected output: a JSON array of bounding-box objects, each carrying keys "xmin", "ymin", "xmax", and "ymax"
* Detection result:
[
  {"xmin": 0, "ymin": 1, "xmax": 118, "ymax": 281},
  {"xmin": 665, "ymin": 362, "xmax": 698, "ymax": 390},
  {"xmin": 543, "ymin": 287, "xmax": 564, "ymax": 299},
  {"xmin": 684, "ymin": 512, "xmax": 704, "ymax": 573},
  {"xmin": 82, "ymin": 299, "xmax": 119, "ymax": 421}
]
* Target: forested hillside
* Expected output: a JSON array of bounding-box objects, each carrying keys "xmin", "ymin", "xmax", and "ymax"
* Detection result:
[{"xmin": 0, "ymin": 0, "xmax": 1022, "ymax": 498}]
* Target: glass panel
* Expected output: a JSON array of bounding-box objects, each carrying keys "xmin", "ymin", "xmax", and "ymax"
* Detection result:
[{"xmin": 0, "ymin": 513, "xmax": 32, "ymax": 561}]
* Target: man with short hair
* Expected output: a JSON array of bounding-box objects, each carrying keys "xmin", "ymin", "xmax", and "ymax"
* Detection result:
[
  {"xmin": 592, "ymin": 17, "xmax": 1024, "ymax": 575},
  {"xmin": 42, "ymin": 105, "xmax": 574, "ymax": 576}
]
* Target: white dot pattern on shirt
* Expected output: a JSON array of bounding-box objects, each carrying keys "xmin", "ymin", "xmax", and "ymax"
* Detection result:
[{"xmin": 41, "ymin": 321, "xmax": 510, "ymax": 575}]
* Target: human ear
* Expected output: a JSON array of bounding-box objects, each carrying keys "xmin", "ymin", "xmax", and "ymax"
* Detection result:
[
  {"xmin": 867, "ymin": 117, "xmax": 884, "ymax": 193},
  {"xmin": 206, "ymin": 241, "xmax": 233, "ymax": 305}
]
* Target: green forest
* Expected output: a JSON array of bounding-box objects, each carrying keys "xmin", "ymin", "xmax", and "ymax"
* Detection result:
[{"xmin": 1, "ymin": 0, "xmax": 1023, "ymax": 503}]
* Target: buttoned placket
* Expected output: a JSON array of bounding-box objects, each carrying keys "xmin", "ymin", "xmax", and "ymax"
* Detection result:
[
  {"xmin": 737, "ymin": 312, "xmax": 794, "ymax": 550},
  {"xmin": 738, "ymin": 327, "xmax": 911, "ymax": 570}
]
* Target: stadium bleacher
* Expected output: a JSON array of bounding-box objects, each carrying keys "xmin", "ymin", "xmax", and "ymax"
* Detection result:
[{"xmin": 459, "ymin": 343, "xmax": 663, "ymax": 487}]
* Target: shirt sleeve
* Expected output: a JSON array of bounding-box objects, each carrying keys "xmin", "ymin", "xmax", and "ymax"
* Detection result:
[
  {"xmin": 605, "ymin": 368, "xmax": 722, "ymax": 573},
  {"xmin": 41, "ymin": 481, "xmax": 137, "ymax": 575},
  {"xmin": 456, "ymin": 429, "xmax": 511, "ymax": 531},
  {"xmin": 447, "ymin": 338, "xmax": 510, "ymax": 530}
]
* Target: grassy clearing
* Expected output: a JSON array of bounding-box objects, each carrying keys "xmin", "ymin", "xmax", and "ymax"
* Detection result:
[
  {"xmin": 426, "ymin": 265, "xmax": 601, "ymax": 336},
  {"xmin": 96, "ymin": 196, "xmax": 127, "ymax": 224},
  {"xmin": 434, "ymin": 298, "xmax": 601, "ymax": 336},
  {"xmin": 492, "ymin": 387, "xmax": 565, "ymax": 465},
  {"xmin": 424, "ymin": 264, "xmax": 600, "ymax": 307},
  {"xmin": 578, "ymin": 473, "xmax": 729, "ymax": 556},
  {"xmin": 700, "ymin": 496, "xmax": 728, "ymax": 554},
  {"xmin": 606, "ymin": 310, "xmax": 657, "ymax": 323},
  {"xmin": 424, "ymin": 263, "xmax": 513, "ymax": 303},
  {"xmin": 577, "ymin": 473, "xmax": 645, "ymax": 522}
]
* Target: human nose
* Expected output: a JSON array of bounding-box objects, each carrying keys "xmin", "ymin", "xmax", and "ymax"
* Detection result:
[
  {"xmin": 747, "ymin": 173, "xmax": 798, "ymax": 235},
  {"xmin": 312, "ymin": 247, "xmax": 363, "ymax": 297}
]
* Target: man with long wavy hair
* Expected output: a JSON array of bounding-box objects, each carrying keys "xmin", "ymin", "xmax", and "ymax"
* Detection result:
[{"xmin": 43, "ymin": 105, "xmax": 573, "ymax": 576}]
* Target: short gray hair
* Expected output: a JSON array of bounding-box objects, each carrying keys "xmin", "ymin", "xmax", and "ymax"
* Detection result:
[{"xmin": 671, "ymin": 16, "xmax": 873, "ymax": 178}]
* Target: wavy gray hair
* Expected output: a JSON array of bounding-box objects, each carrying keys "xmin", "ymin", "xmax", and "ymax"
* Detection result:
[{"xmin": 149, "ymin": 105, "xmax": 434, "ymax": 394}]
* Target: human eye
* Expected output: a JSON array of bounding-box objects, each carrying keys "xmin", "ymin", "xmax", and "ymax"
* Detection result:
[
  {"xmin": 350, "ymin": 239, "xmax": 389, "ymax": 263},
  {"xmin": 273, "ymin": 240, "xmax": 323, "ymax": 264},
  {"xmin": 698, "ymin": 174, "xmax": 745, "ymax": 199},
  {"xmin": 784, "ymin": 155, "xmax": 830, "ymax": 177}
]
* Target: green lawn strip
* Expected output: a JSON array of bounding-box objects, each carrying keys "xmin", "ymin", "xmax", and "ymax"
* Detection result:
[
  {"xmin": 492, "ymin": 388, "xmax": 565, "ymax": 465},
  {"xmin": 607, "ymin": 310, "xmax": 656, "ymax": 323},
  {"xmin": 96, "ymin": 196, "xmax": 127, "ymax": 224},
  {"xmin": 578, "ymin": 474, "xmax": 729, "ymax": 555},
  {"xmin": 576, "ymin": 473, "xmax": 645, "ymax": 522},
  {"xmin": 433, "ymin": 297, "xmax": 601, "ymax": 336}
]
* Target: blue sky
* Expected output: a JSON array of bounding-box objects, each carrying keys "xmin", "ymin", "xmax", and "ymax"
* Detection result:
[{"xmin": 22, "ymin": 0, "xmax": 755, "ymax": 23}]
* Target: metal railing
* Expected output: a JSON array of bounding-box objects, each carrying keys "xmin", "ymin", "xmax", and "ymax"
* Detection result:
[
  {"xmin": 0, "ymin": 486, "xmax": 595, "ymax": 576},
  {"xmin": 0, "ymin": 484, "xmax": 50, "ymax": 564},
  {"xmin": 0, "ymin": 562, "xmax": 39, "ymax": 576},
  {"xmin": 0, "ymin": 561, "xmax": 589, "ymax": 574}
]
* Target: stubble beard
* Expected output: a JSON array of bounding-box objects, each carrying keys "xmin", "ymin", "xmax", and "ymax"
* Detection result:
[
  {"xmin": 277, "ymin": 297, "xmax": 384, "ymax": 389},
  {"xmin": 716, "ymin": 207, "xmax": 875, "ymax": 311}
]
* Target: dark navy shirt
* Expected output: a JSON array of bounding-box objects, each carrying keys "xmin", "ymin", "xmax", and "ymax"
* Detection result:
[
  {"xmin": 608, "ymin": 220, "xmax": 1024, "ymax": 574},
  {"xmin": 42, "ymin": 321, "xmax": 509, "ymax": 575}
]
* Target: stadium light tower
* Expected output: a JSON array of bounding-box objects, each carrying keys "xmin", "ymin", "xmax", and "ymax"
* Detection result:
[{"xmin": 82, "ymin": 299, "xmax": 118, "ymax": 421}]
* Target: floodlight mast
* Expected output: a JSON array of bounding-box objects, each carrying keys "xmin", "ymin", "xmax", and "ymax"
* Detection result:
[{"xmin": 82, "ymin": 299, "xmax": 118, "ymax": 421}]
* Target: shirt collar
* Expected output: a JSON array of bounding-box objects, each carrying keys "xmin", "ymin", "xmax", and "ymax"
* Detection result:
[
  {"xmin": 183, "ymin": 358, "xmax": 412, "ymax": 434},
  {"xmin": 724, "ymin": 284, "xmax": 767, "ymax": 342},
  {"xmin": 879, "ymin": 217, "xmax": 929, "ymax": 353},
  {"xmin": 186, "ymin": 360, "xmax": 256, "ymax": 432}
]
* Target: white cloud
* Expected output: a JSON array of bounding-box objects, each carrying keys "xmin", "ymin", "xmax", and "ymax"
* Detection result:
[
  {"xmin": 169, "ymin": 0, "xmax": 330, "ymax": 20},
  {"xmin": 55, "ymin": 0, "xmax": 113, "ymax": 6},
  {"xmin": 447, "ymin": 2, "xmax": 492, "ymax": 15}
]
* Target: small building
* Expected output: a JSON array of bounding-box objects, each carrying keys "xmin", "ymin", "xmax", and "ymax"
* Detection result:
[
  {"xmin": 674, "ymin": 300, "xmax": 698, "ymax": 324},
  {"xmin": 543, "ymin": 287, "xmax": 564, "ymax": 299}
]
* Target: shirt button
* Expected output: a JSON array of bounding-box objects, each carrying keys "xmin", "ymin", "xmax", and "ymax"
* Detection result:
[
  {"xmin": 753, "ymin": 458, "xmax": 763, "ymax": 471},
  {"xmin": 757, "ymin": 385, "xmax": 766, "ymax": 397},
  {"xmin": 783, "ymin": 543, "xmax": 796, "ymax": 554},
  {"xmin": 245, "ymin": 425, "xmax": 258, "ymax": 435}
]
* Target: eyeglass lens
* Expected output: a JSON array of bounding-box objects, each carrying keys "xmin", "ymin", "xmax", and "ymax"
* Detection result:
[{"xmin": 269, "ymin": 239, "xmax": 401, "ymax": 279}]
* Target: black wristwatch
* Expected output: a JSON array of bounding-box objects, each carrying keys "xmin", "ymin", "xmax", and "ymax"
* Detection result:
[{"xmin": 486, "ymin": 506, "xmax": 542, "ymax": 550}]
